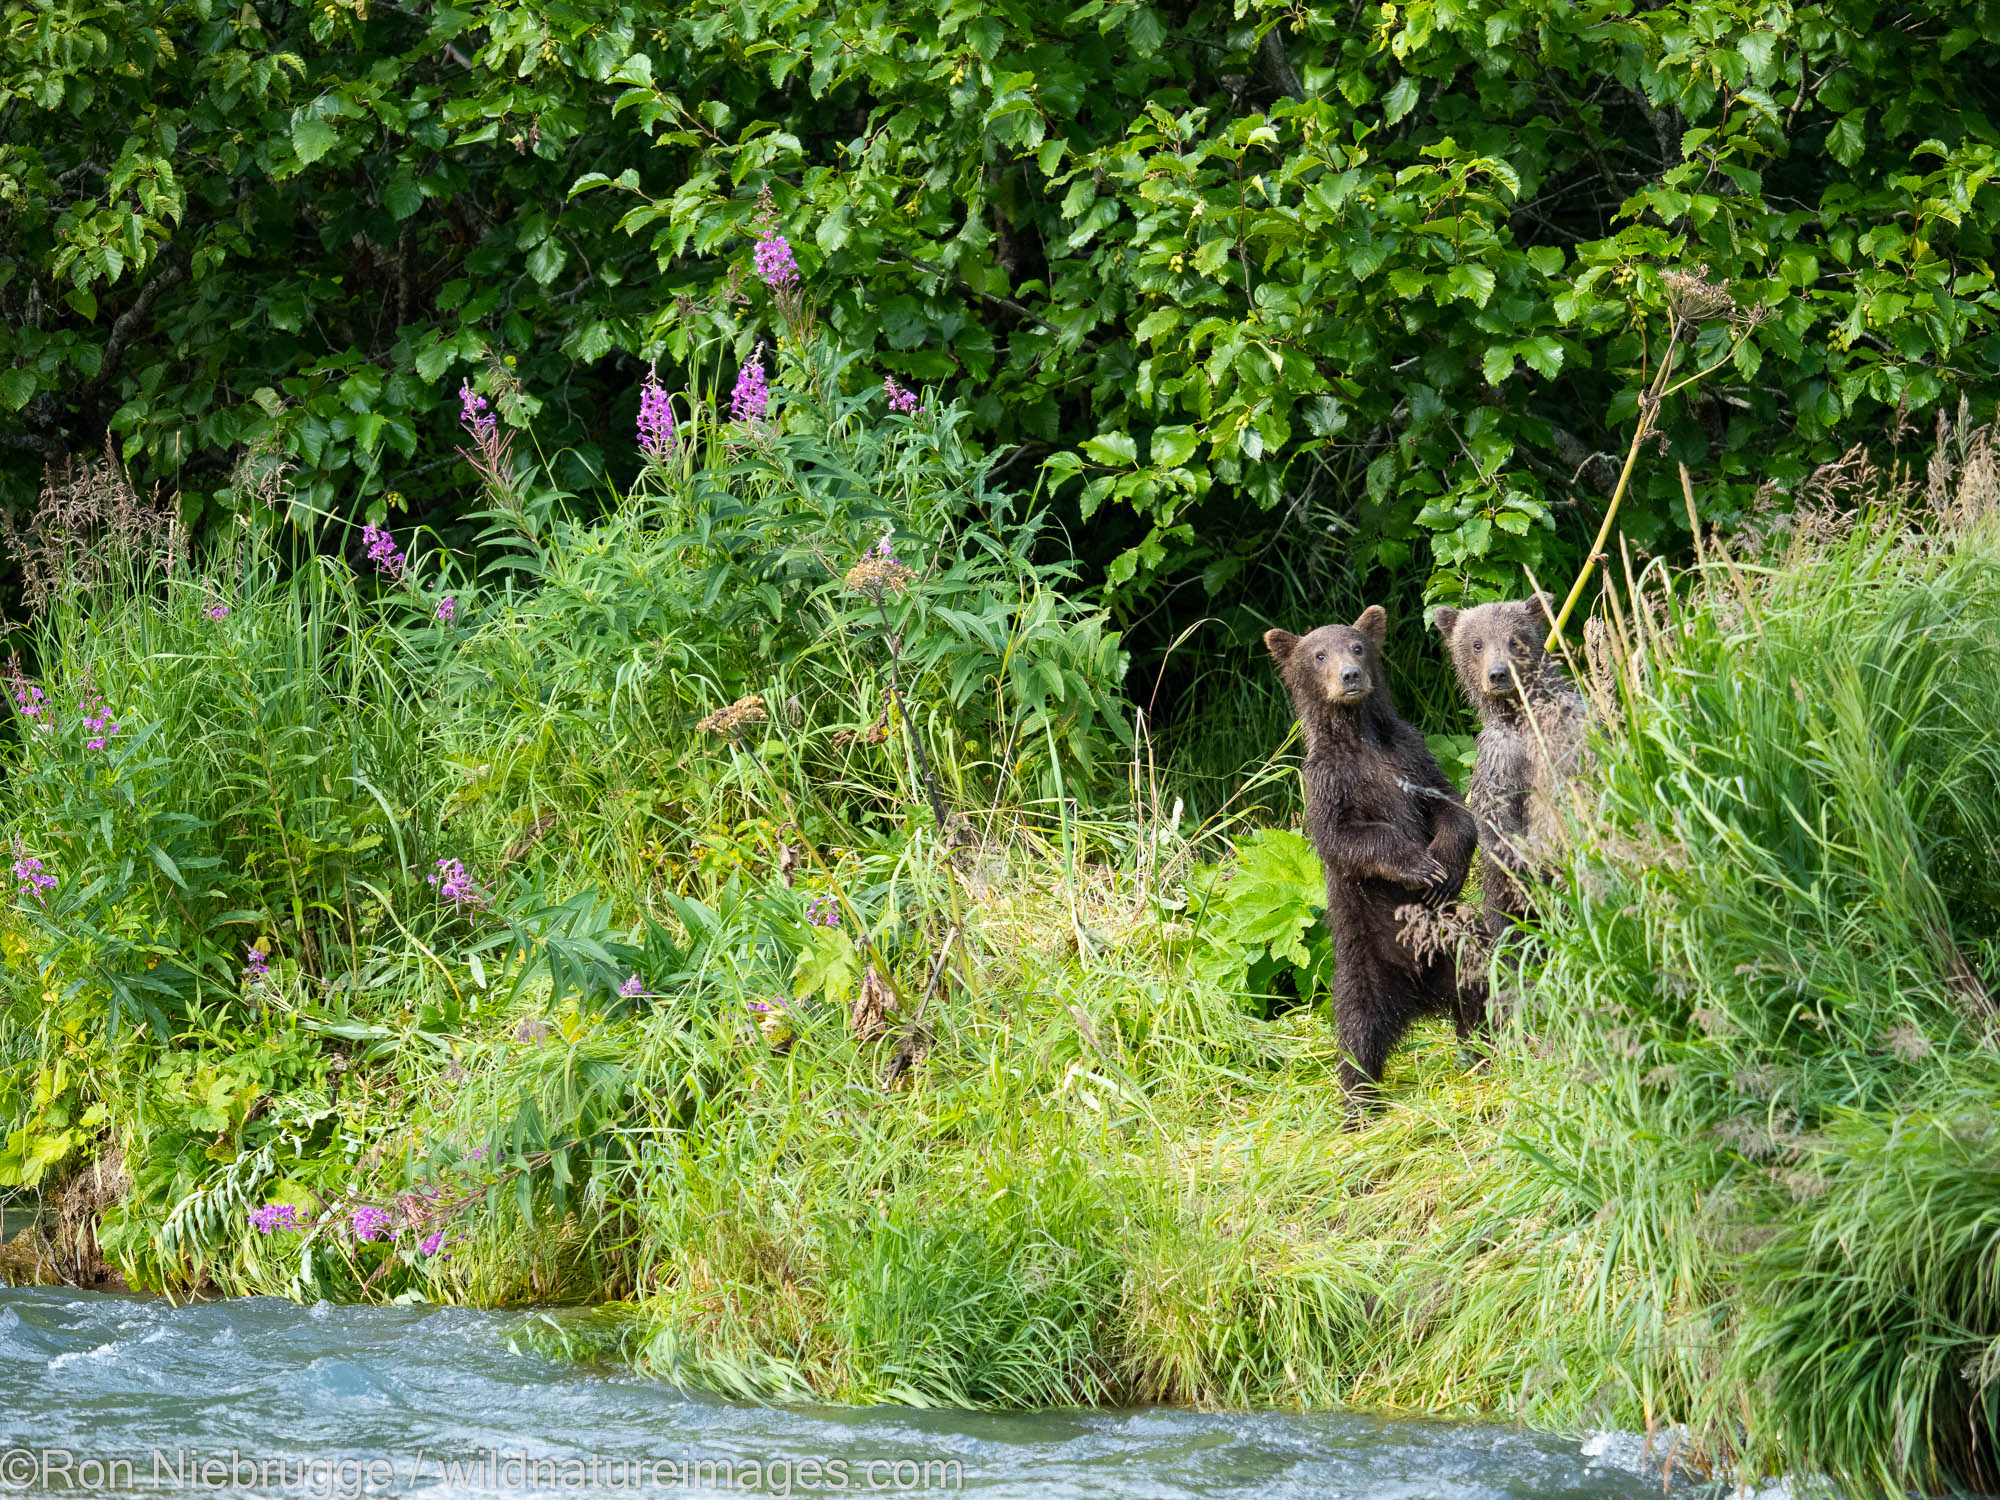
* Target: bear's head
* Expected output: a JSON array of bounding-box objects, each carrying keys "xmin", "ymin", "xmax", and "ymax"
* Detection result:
[
  {"xmin": 1431, "ymin": 596, "xmax": 1552, "ymax": 704},
  {"xmin": 1264, "ymin": 606, "xmax": 1388, "ymax": 710}
]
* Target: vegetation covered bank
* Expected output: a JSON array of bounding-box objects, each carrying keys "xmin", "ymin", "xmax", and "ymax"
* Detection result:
[{"xmin": 3, "ymin": 333, "xmax": 1999, "ymax": 1494}]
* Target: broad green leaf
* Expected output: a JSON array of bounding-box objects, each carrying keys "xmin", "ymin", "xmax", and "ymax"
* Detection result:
[
  {"xmin": 1383, "ymin": 75, "xmax": 1419, "ymax": 125},
  {"xmin": 1828, "ymin": 111, "xmax": 1867, "ymax": 168},
  {"xmin": 1150, "ymin": 424, "xmax": 1199, "ymax": 467},
  {"xmin": 1082, "ymin": 431, "xmax": 1138, "ymax": 465},
  {"xmin": 292, "ymin": 115, "xmax": 338, "ymax": 165}
]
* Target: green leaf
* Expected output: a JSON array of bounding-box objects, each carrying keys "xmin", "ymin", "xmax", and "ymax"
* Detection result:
[
  {"xmin": 1042, "ymin": 451, "xmax": 1084, "ymax": 484},
  {"xmin": 1150, "ymin": 424, "xmax": 1199, "ymax": 467},
  {"xmin": 570, "ymin": 169, "xmax": 639, "ymax": 197},
  {"xmin": 792, "ymin": 927, "xmax": 862, "ymax": 1002},
  {"xmin": 0, "ymin": 368, "xmax": 35, "ymax": 410},
  {"xmin": 526, "ymin": 238, "xmax": 568, "ymax": 284},
  {"xmin": 147, "ymin": 844, "xmax": 186, "ymax": 890},
  {"xmin": 1383, "ymin": 75, "xmax": 1420, "ymax": 125},
  {"xmin": 1517, "ymin": 335, "xmax": 1563, "ymax": 378},
  {"xmin": 1446, "ymin": 264, "xmax": 1496, "ymax": 308},
  {"xmin": 1082, "ymin": 431, "xmax": 1138, "ymax": 465},
  {"xmin": 1388, "ymin": 267, "xmax": 1427, "ymax": 299},
  {"xmin": 292, "ymin": 115, "xmax": 338, "ymax": 165},
  {"xmin": 1828, "ymin": 111, "xmax": 1866, "ymax": 169},
  {"xmin": 1126, "ymin": 6, "xmax": 1164, "ymax": 55},
  {"xmin": 609, "ymin": 53, "xmax": 653, "ymax": 86},
  {"xmin": 383, "ymin": 168, "xmax": 423, "ymax": 221},
  {"xmin": 572, "ymin": 321, "xmax": 615, "ymax": 362}
]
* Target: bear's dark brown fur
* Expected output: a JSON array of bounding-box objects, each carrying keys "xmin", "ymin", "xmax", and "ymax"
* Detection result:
[
  {"xmin": 1431, "ymin": 596, "xmax": 1588, "ymax": 936},
  {"xmin": 1265, "ymin": 606, "xmax": 1485, "ymax": 1103}
]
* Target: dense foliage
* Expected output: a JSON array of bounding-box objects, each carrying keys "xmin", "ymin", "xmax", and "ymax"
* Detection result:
[{"xmin": 7, "ymin": 0, "xmax": 2000, "ymax": 624}]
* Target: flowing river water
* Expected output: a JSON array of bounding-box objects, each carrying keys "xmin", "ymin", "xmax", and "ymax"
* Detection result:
[{"xmin": 0, "ymin": 1284, "xmax": 1698, "ymax": 1499}]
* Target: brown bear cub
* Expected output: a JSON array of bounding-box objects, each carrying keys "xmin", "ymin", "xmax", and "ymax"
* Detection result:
[
  {"xmin": 1431, "ymin": 596, "xmax": 1589, "ymax": 937},
  {"xmin": 1265, "ymin": 606, "xmax": 1485, "ymax": 1104}
]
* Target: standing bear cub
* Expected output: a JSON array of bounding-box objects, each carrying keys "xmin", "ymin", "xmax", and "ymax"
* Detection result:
[
  {"xmin": 1266, "ymin": 606, "xmax": 1485, "ymax": 1103},
  {"xmin": 1431, "ymin": 596, "xmax": 1589, "ymax": 937}
]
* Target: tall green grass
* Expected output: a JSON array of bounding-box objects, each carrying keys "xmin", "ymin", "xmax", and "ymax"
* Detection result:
[{"xmin": 1508, "ymin": 481, "xmax": 2000, "ymax": 1492}]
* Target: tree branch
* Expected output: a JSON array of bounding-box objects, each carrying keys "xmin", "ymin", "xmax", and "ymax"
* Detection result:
[
  {"xmin": 91, "ymin": 257, "xmax": 186, "ymax": 392},
  {"xmin": 1258, "ymin": 26, "xmax": 1304, "ymax": 100},
  {"xmin": 0, "ymin": 431, "xmax": 68, "ymax": 456},
  {"xmin": 1544, "ymin": 422, "xmax": 1620, "ymax": 498},
  {"xmin": 882, "ymin": 249, "xmax": 1097, "ymax": 349},
  {"xmin": 1625, "ymin": 86, "xmax": 1684, "ymax": 171}
]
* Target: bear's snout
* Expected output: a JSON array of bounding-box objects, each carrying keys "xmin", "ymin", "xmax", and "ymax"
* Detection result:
[
  {"xmin": 1485, "ymin": 660, "xmax": 1513, "ymax": 690},
  {"xmin": 1323, "ymin": 660, "xmax": 1369, "ymax": 701}
]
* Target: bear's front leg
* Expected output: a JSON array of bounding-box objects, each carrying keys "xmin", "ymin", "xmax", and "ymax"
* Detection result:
[
  {"xmin": 1337, "ymin": 821, "xmax": 1447, "ymax": 891},
  {"xmin": 1422, "ymin": 800, "xmax": 1479, "ymax": 906}
]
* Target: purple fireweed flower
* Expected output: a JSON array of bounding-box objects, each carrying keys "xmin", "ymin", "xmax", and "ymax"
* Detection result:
[
  {"xmin": 469, "ymin": 1146, "xmax": 486, "ymax": 1162},
  {"xmin": 12, "ymin": 681, "xmax": 46, "ymax": 723},
  {"xmin": 436, "ymin": 596, "xmax": 457, "ymax": 625},
  {"xmin": 245, "ymin": 944, "xmax": 270, "ymax": 984},
  {"xmin": 619, "ymin": 973, "xmax": 645, "ymax": 1001},
  {"xmin": 753, "ymin": 233, "xmax": 799, "ymax": 289},
  {"xmin": 361, "ymin": 521, "xmax": 404, "ymax": 578},
  {"xmin": 455, "ymin": 375, "xmax": 516, "ymax": 496},
  {"xmin": 205, "ymin": 603, "xmax": 230, "ymax": 621},
  {"xmin": 730, "ymin": 357, "xmax": 769, "ymax": 424},
  {"xmin": 14, "ymin": 857, "xmax": 55, "ymax": 904},
  {"xmin": 419, "ymin": 1229, "xmax": 446, "ymax": 1257},
  {"xmin": 81, "ymin": 704, "xmax": 119, "ymax": 751},
  {"xmin": 427, "ymin": 857, "xmax": 485, "ymax": 910},
  {"xmin": 637, "ymin": 372, "xmax": 677, "ymax": 461},
  {"xmin": 351, "ymin": 1205, "xmax": 393, "ymax": 1243},
  {"xmin": 802, "ymin": 893, "xmax": 839, "ymax": 928},
  {"xmin": 883, "ymin": 376, "xmax": 920, "ymax": 415},
  {"xmin": 459, "ymin": 379, "xmax": 497, "ymax": 447},
  {"xmin": 249, "ymin": 1203, "xmax": 300, "ymax": 1235}
]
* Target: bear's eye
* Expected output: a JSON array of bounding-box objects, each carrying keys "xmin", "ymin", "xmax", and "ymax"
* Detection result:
[
  {"xmin": 1314, "ymin": 650, "xmax": 1325, "ymax": 663},
  {"xmin": 1351, "ymin": 642, "xmax": 1362, "ymax": 655},
  {"xmin": 1472, "ymin": 639, "xmax": 1484, "ymax": 651}
]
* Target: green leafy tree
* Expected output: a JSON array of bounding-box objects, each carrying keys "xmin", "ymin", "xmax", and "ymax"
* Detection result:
[{"xmin": 5, "ymin": 0, "xmax": 1998, "ymax": 615}]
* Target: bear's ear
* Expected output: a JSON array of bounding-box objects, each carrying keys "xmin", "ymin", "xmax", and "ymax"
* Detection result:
[
  {"xmin": 1431, "ymin": 605, "xmax": 1459, "ymax": 643},
  {"xmin": 1354, "ymin": 604, "xmax": 1387, "ymax": 645},
  {"xmin": 1528, "ymin": 591, "xmax": 1556, "ymax": 622},
  {"xmin": 1263, "ymin": 628, "xmax": 1299, "ymax": 666}
]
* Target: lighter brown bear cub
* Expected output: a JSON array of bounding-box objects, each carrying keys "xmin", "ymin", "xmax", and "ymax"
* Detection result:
[
  {"xmin": 1265, "ymin": 606, "xmax": 1485, "ymax": 1104},
  {"xmin": 1431, "ymin": 596, "xmax": 1589, "ymax": 937}
]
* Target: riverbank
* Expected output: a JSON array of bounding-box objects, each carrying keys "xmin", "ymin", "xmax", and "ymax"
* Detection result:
[{"xmin": 4, "ymin": 384, "xmax": 1999, "ymax": 1495}]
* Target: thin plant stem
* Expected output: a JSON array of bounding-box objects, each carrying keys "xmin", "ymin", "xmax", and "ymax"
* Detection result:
[
  {"xmin": 1679, "ymin": 461, "xmax": 1709, "ymax": 570},
  {"xmin": 1545, "ymin": 321, "xmax": 1681, "ymax": 650},
  {"xmin": 874, "ymin": 594, "xmax": 950, "ymax": 832}
]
